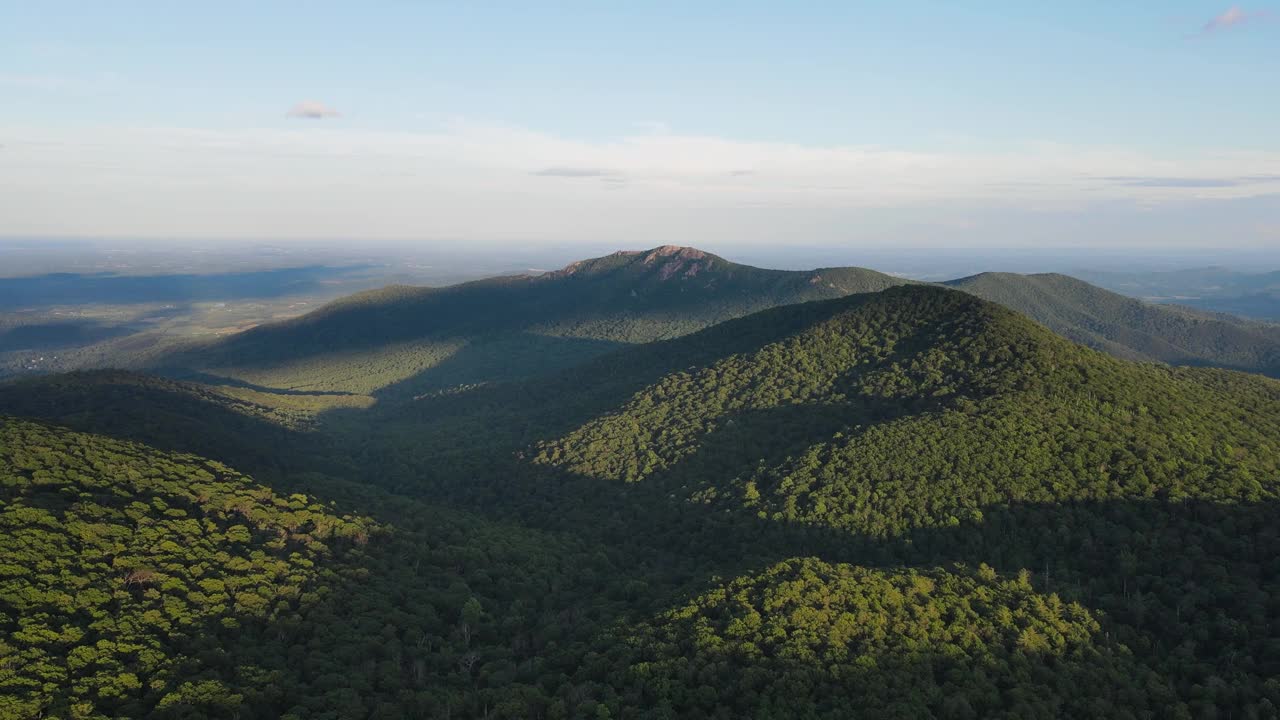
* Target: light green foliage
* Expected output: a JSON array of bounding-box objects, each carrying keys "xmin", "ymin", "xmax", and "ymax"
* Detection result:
[
  {"xmin": 621, "ymin": 558, "xmax": 1172, "ymax": 718},
  {"xmin": 0, "ymin": 418, "xmax": 375, "ymax": 718}
]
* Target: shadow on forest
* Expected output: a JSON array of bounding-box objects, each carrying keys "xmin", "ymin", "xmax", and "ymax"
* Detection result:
[
  {"xmin": 370, "ymin": 333, "xmax": 625, "ymax": 401},
  {"xmin": 0, "ymin": 371, "xmax": 342, "ymax": 481},
  {"xmin": 6, "ymin": 365, "xmax": 1280, "ymax": 715},
  {"xmin": 483, "ymin": 455, "xmax": 1280, "ymax": 701},
  {"xmin": 162, "ymin": 369, "xmax": 364, "ymax": 397}
]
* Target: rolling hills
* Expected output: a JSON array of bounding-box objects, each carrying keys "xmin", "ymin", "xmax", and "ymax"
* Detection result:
[
  {"xmin": 237, "ymin": 283, "xmax": 1280, "ymax": 715},
  {"xmin": 148, "ymin": 248, "xmax": 1280, "ymax": 408},
  {"xmin": 6, "ymin": 274, "xmax": 1280, "ymax": 717}
]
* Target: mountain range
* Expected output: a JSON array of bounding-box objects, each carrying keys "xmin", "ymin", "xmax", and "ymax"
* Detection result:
[
  {"xmin": 140, "ymin": 246, "xmax": 1280, "ymax": 405},
  {"xmin": 3, "ymin": 249, "xmax": 1280, "ymax": 718}
]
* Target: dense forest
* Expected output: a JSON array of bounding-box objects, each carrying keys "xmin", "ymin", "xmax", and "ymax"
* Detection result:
[{"xmin": 4, "ymin": 275, "xmax": 1280, "ymax": 718}]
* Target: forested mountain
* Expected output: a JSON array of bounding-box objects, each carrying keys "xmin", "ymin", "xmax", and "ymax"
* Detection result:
[
  {"xmin": 947, "ymin": 271, "xmax": 1280, "ymax": 377},
  {"xmin": 154, "ymin": 249, "xmax": 1280, "ymax": 404},
  {"xmin": 382, "ymin": 285, "xmax": 1280, "ymax": 716},
  {"xmin": 5, "ymin": 283, "xmax": 1280, "ymax": 718},
  {"xmin": 155, "ymin": 246, "xmax": 908, "ymax": 398}
]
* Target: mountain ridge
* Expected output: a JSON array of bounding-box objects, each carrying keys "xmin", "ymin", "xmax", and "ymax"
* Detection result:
[
  {"xmin": 945, "ymin": 270, "xmax": 1280, "ymax": 375},
  {"xmin": 154, "ymin": 246, "xmax": 909, "ymax": 398}
]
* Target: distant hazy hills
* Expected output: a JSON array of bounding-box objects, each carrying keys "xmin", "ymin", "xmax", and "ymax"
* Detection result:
[
  {"xmin": 946, "ymin": 272, "xmax": 1280, "ymax": 376},
  {"xmin": 159, "ymin": 246, "xmax": 1280, "ymax": 399},
  {"xmin": 163, "ymin": 246, "xmax": 908, "ymax": 397}
]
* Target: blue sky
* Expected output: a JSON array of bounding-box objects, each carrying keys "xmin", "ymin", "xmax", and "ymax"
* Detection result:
[{"xmin": 1, "ymin": 1, "xmax": 1277, "ymax": 248}]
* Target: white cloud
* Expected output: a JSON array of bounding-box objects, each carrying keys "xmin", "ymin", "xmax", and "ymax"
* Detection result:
[
  {"xmin": 0, "ymin": 121, "xmax": 1277, "ymax": 244},
  {"xmin": 286, "ymin": 100, "xmax": 340, "ymax": 119},
  {"xmin": 1200, "ymin": 6, "xmax": 1270, "ymax": 33}
]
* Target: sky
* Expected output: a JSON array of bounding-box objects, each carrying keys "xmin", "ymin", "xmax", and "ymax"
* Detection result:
[{"xmin": 1, "ymin": 1, "xmax": 1278, "ymax": 250}]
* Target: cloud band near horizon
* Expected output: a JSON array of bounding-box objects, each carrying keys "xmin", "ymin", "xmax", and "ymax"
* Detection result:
[{"xmin": 0, "ymin": 121, "xmax": 1277, "ymax": 244}]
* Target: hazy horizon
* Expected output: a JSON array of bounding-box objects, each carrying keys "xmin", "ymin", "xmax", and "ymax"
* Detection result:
[{"xmin": 5, "ymin": 236, "xmax": 1280, "ymax": 282}]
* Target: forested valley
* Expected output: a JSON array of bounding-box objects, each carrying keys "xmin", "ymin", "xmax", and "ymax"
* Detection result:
[{"xmin": 4, "ymin": 260, "xmax": 1280, "ymax": 719}]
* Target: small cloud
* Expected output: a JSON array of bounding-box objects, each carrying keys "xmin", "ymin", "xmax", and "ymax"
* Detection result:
[
  {"xmin": 531, "ymin": 167, "xmax": 620, "ymax": 178},
  {"xmin": 729, "ymin": 170, "xmax": 755, "ymax": 177},
  {"xmin": 287, "ymin": 100, "xmax": 340, "ymax": 119},
  {"xmin": 1199, "ymin": 6, "xmax": 1269, "ymax": 33},
  {"xmin": 1103, "ymin": 176, "xmax": 1241, "ymax": 188},
  {"xmin": 1100, "ymin": 175, "xmax": 1280, "ymax": 188}
]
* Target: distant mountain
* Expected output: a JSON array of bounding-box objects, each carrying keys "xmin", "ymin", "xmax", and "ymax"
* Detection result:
[
  {"xmin": 945, "ymin": 271, "xmax": 1280, "ymax": 376},
  {"xmin": 161, "ymin": 246, "xmax": 909, "ymax": 397}
]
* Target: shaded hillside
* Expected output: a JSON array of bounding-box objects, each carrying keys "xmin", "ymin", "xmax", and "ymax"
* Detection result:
[
  {"xmin": 0, "ymin": 417, "xmax": 692, "ymax": 720},
  {"xmin": 161, "ymin": 246, "xmax": 908, "ymax": 397},
  {"xmin": 0, "ymin": 370, "xmax": 368, "ymax": 478},
  {"xmin": 0, "ymin": 415, "xmax": 1228, "ymax": 720},
  {"xmin": 494, "ymin": 286, "xmax": 1280, "ymax": 712},
  {"xmin": 946, "ymin": 271, "xmax": 1280, "ymax": 376}
]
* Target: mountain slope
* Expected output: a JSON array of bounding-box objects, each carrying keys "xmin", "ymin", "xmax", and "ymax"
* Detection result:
[
  {"xmin": 0, "ymin": 417, "xmax": 686, "ymax": 720},
  {"xmin": 0, "ymin": 415, "xmax": 1200, "ymax": 720},
  {"xmin": 160, "ymin": 246, "xmax": 909, "ymax": 398},
  {"xmin": 946, "ymin": 271, "xmax": 1280, "ymax": 376},
  {"xmin": 513, "ymin": 285, "xmax": 1280, "ymax": 711}
]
